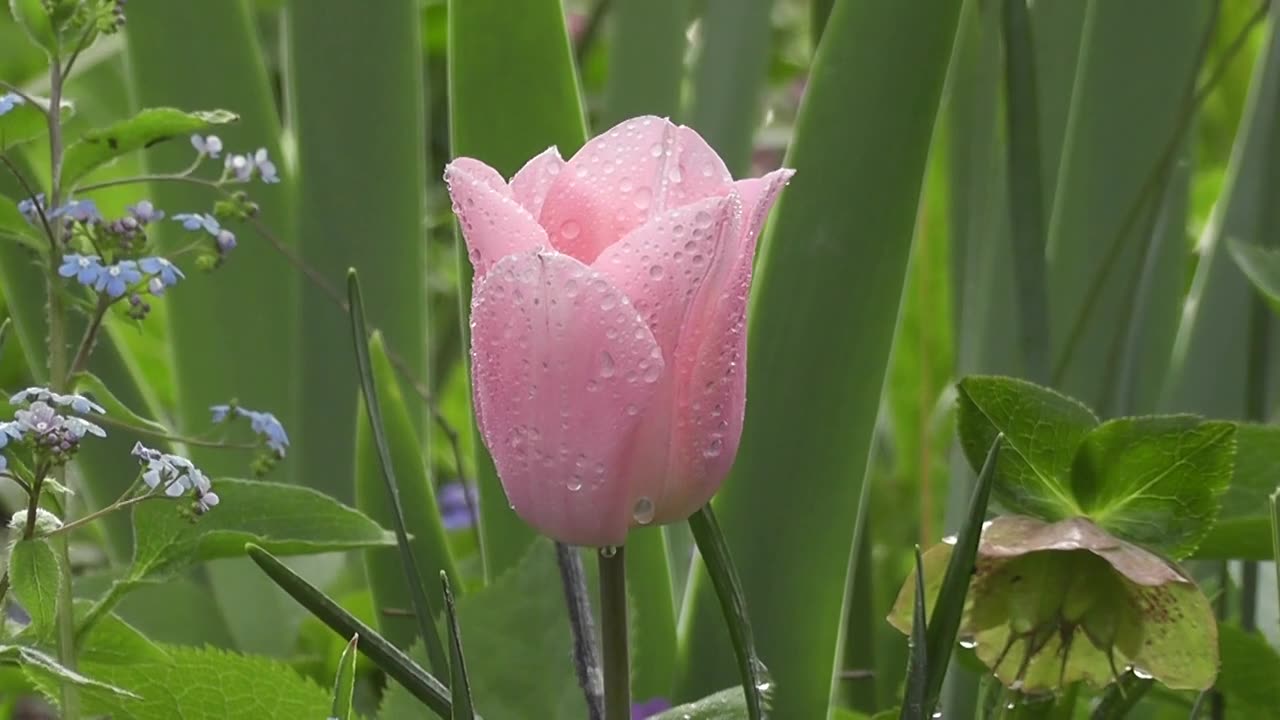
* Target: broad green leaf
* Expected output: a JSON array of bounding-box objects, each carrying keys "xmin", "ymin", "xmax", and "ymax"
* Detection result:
[
  {"xmin": 246, "ymin": 544, "xmax": 453, "ymax": 717},
  {"xmin": 0, "ymin": 196, "xmax": 44, "ymax": 252},
  {"xmin": 72, "ymin": 371, "xmax": 169, "ymax": 436},
  {"xmin": 625, "ymin": 526, "xmax": 677, "ymax": 701},
  {"xmin": 456, "ymin": 539, "xmax": 582, "ymax": 719},
  {"xmin": 448, "ymin": 0, "xmax": 586, "ymax": 579},
  {"xmin": 129, "ymin": 478, "xmax": 394, "ymax": 581},
  {"xmin": 956, "ymin": 376, "xmax": 1094, "ymax": 519},
  {"xmin": 75, "ymin": 644, "xmax": 330, "ymax": 718},
  {"xmin": 676, "ymin": 1, "xmax": 962, "ymax": 716},
  {"xmin": 685, "ymin": 0, "xmax": 773, "ymax": 175},
  {"xmin": 62, "ymin": 107, "xmax": 238, "ymax": 187},
  {"xmin": 1197, "ymin": 424, "xmax": 1280, "ymax": 559},
  {"xmin": 688, "ymin": 505, "xmax": 767, "ymax": 720},
  {"xmin": 8, "ymin": 0, "xmax": 57, "ymax": 54},
  {"xmin": 1073, "ymin": 417, "xmax": 1235, "ymax": 559},
  {"xmin": 330, "ymin": 635, "xmax": 358, "ymax": 720},
  {"xmin": 441, "ymin": 574, "xmax": 475, "ymax": 720},
  {"xmin": 355, "ymin": 332, "xmax": 458, "ymax": 652},
  {"xmin": 0, "ymin": 93, "xmax": 72, "ymax": 151},
  {"xmin": 603, "ymin": 0, "xmax": 687, "ymax": 126},
  {"xmin": 376, "ymin": 641, "xmax": 432, "ymax": 720},
  {"xmin": 8, "ymin": 538, "xmax": 60, "ymax": 639},
  {"xmin": 1215, "ymin": 625, "xmax": 1280, "ymax": 718},
  {"xmin": 651, "ymin": 687, "xmax": 764, "ymax": 720},
  {"xmin": 10, "ymin": 644, "xmax": 139, "ymax": 700},
  {"xmin": 284, "ymin": 0, "xmax": 429, "ymax": 503},
  {"xmin": 1228, "ymin": 237, "xmax": 1280, "ymax": 313}
]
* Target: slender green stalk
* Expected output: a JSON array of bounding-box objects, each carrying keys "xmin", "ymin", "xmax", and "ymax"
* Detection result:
[
  {"xmin": 1090, "ymin": 673, "xmax": 1153, "ymax": 719},
  {"xmin": 555, "ymin": 542, "xmax": 604, "ymax": 720},
  {"xmin": 1269, "ymin": 490, "xmax": 1279, "ymax": 611},
  {"xmin": 598, "ymin": 546, "xmax": 630, "ymax": 720}
]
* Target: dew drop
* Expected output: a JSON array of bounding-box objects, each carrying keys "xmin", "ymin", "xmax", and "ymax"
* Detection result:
[
  {"xmin": 567, "ymin": 475, "xmax": 583, "ymax": 492},
  {"xmin": 625, "ymin": 403, "xmax": 640, "ymax": 416},
  {"xmin": 703, "ymin": 437, "xmax": 723, "ymax": 458},
  {"xmin": 692, "ymin": 254, "xmax": 705, "ymax": 265},
  {"xmin": 599, "ymin": 350, "xmax": 617, "ymax": 378},
  {"xmin": 667, "ymin": 165, "xmax": 683, "ymax": 183},
  {"xmin": 642, "ymin": 363, "xmax": 661, "ymax": 383},
  {"xmin": 632, "ymin": 497, "xmax": 655, "ymax": 524},
  {"xmin": 958, "ymin": 637, "xmax": 977, "ymax": 649},
  {"xmin": 586, "ymin": 379, "xmax": 600, "ymax": 392},
  {"xmin": 701, "ymin": 163, "xmax": 715, "ymax": 177},
  {"xmin": 648, "ymin": 143, "xmax": 664, "ymax": 158},
  {"xmin": 694, "ymin": 210, "xmax": 712, "ymax": 227},
  {"xmin": 560, "ymin": 220, "xmax": 581, "ymax": 240},
  {"xmin": 683, "ymin": 240, "xmax": 697, "ymax": 252},
  {"xmin": 620, "ymin": 178, "xmax": 634, "ymax": 193},
  {"xmin": 565, "ymin": 278, "xmax": 580, "ymax": 297},
  {"xmin": 600, "ymin": 546, "xmax": 618, "ymax": 558},
  {"xmin": 633, "ymin": 187, "xmax": 652, "ymax": 210},
  {"xmin": 648, "ymin": 264, "xmax": 665, "ymax": 279},
  {"xmin": 1132, "ymin": 667, "xmax": 1154, "ymax": 680}
]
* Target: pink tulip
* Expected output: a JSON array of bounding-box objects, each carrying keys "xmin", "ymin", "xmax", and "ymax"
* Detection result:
[{"xmin": 445, "ymin": 116, "xmax": 794, "ymax": 546}]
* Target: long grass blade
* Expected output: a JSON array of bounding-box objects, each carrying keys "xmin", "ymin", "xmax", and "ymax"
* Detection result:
[
  {"xmin": 330, "ymin": 635, "xmax": 358, "ymax": 720},
  {"xmin": 604, "ymin": 0, "xmax": 687, "ymax": 125},
  {"xmin": 441, "ymin": 572, "xmax": 475, "ymax": 720},
  {"xmin": 899, "ymin": 547, "xmax": 928, "ymax": 720},
  {"xmin": 245, "ymin": 543, "xmax": 454, "ymax": 718},
  {"xmin": 348, "ymin": 270, "xmax": 448, "ymax": 678}
]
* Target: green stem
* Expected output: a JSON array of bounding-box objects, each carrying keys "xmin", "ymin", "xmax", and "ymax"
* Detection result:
[
  {"xmin": 598, "ymin": 546, "xmax": 629, "ymax": 720},
  {"xmin": 74, "ymin": 579, "xmax": 134, "ymax": 645},
  {"xmin": 555, "ymin": 542, "xmax": 603, "ymax": 720}
]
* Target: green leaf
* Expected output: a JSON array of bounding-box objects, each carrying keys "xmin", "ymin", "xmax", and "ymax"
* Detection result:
[
  {"xmin": 676, "ymin": 1, "xmax": 962, "ymax": 716},
  {"xmin": 72, "ymin": 371, "xmax": 169, "ymax": 436},
  {"xmin": 10, "ymin": 644, "xmax": 139, "ymax": 700},
  {"xmin": 923, "ymin": 436, "xmax": 1001, "ymax": 712},
  {"xmin": 0, "ymin": 316, "xmax": 9, "ymax": 359},
  {"xmin": 441, "ymin": 573, "xmax": 475, "ymax": 720},
  {"xmin": 8, "ymin": 538, "xmax": 61, "ymax": 640},
  {"xmin": 454, "ymin": 539, "xmax": 582, "ymax": 719},
  {"xmin": 129, "ymin": 478, "xmax": 395, "ymax": 581},
  {"xmin": 62, "ymin": 107, "xmax": 238, "ymax": 187},
  {"xmin": 448, "ymin": 0, "xmax": 586, "ymax": 579},
  {"xmin": 246, "ymin": 544, "xmax": 453, "ymax": 717},
  {"xmin": 1072, "ymin": 417, "xmax": 1235, "ymax": 559},
  {"xmin": 377, "ymin": 642, "xmax": 433, "ymax": 720},
  {"xmin": 75, "ymin": 644, "xmax": 330, "ymax": 719},
  {"xmin": 957, "ymin": 376, "xmax": 1095, "ymax": 520},
  {"xmin": 284, "ymin": 0, "xmax": 429, "ymax": 504},
  {"xmin": 1195, "ymin": 424, "xmax": 1280, "ymax": 559},
  {"xmin": 349, "ymin": 272, "xmax": 449, "ymax": 678},
  {"xmin": 625, "ymin": 526, "xmax": 677, "ymax": 701},
  {"xmin": 688, "ymin": 505, "xmax": 767, "ymax": 720},
  {"xmin": 651, "ymin": 687, "xmax": 765, "ymax": 720},
  {"xmin": 0, "ymin": 93, "xmax": 71, "ymax": 150},
  {"xmin": 603, "ymin": 0, "xmax": 687, "ymax": 126},
  {"xmin": 1228, "ymin": 237, "xmax": 1280, "ymax": 313},
  {"xmin": 330, "ymin": 635, "xmax": 358, "ymax": 720},
  {"xmin": 900, "ymin": 547, "xmax": 928, "ymax": 720},
  {"xmin": 0, "ymin": 196, "xmax": 44, "ymax": 252},
  {"xmin": 355, "ymin": 331, "xmax": 458, "ymax": 652},
  {"xmin": 1215, "ymin": 625, "xmax": 1280, "ymax": 718},
  {"xmin": 7, "ymin": 0, "xmax": 56, "ymax": 54}
]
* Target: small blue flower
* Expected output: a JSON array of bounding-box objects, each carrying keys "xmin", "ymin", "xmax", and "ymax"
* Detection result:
[
  {"xmin": 632, "ymin": 698, "xmax": 672, "ymax": 719},
  {"xmin": 437, "ymin": 482, "xmax": 479, "ymax": 530},
  {"xmin": 216, "ymin": 228, "xmax": 237, "ymax": 254},
  {"xmin": 9, "ymin": 387, "xmax": 53, "ymax": 406},
  {"xmin": 94, "ymin": 260, "xmax": 142, "ymax": 298},
  {"xmin": 0, "ymin": 421, "xmax": 22, "ymax": 450},
  {"xmin": 16, "ymin": 194, "xmax": 44, "ymax": 223},
  {"xmin": 0, "ymin": 93, "xmax": 23, "ymax": 117},
  {"xmin": 209, "ymin": 405, "xmax": 231, "ymax": 423},
  {"xmin": 225, "ymin": 153, "xmax": 254, "ymax": 182},
  {"xmin": 253, "ymin": 148, "xmax": 280, "ymax": 184},
  {"xmin": 138, "ymin": 256, "xmax": 184, "ymax": 287},
  {"xmin": 58, "ymin": 254, "xmax": 104, "ymax": 287},
  {"xmin": 64, "ymin": 416, "xmax": 106, "ymax": 439},
  {"xmin": 50, "ymin": 199, "xmax": 102, "ymax": 224},
  {"xmin": 191, "ymin": 134, "xmax": 223, "ymax": 159},
  {"xmin": 210, "ymin": 404, "xmax": 289, "ymax": 457},
  {"xmin": 127, "ymin": 200, "xmax": 164, "ymax": 224}
]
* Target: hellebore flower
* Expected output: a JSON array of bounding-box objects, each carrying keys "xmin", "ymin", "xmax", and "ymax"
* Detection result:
[{"xmin": 445, "ymin": 115, "xmax": 793, "ymax": 546}]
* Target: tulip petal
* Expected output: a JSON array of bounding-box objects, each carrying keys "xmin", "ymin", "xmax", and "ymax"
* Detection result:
[
  {"xmin": 538, "ymin": 117, "xmax": 736, "ymax": 265},
  {"xmin": 509, "ymin": 146, "xmax": 565, "ymax": 217},
  {"xmin": 444, "ymin": 158, "xmax": 549, "ymax": 278},
  {"xmin": 469, "ymin": 251, "xmax": 665, "ymax": 546}
]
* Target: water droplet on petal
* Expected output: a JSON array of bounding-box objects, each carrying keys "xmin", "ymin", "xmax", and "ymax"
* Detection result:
[
  {"xmin": 703, "ymin": 437, "xmax": 723, "ymax": 458},
  {"xmin": 568, "ymin": 475, "xmax": 583, "ymax": 492},
  {"xmin": 599, "ymin": 351, "xmax": 616, "ymax": 378},
  {"xmin": 649, "ymin": 143, "xmax": 664, "ymax": 158},
  {"xmin": 643, "ymin": 364, "xmax": 661, "ymax": 383},
  {"xmin": 560, "ymin": 220, "xmax": 581, "ymax": 240},
  {"xmin": 625, "ymin": 403, "xmax": 639, "ymax": 416},
  {"xmin": 632, "ymin": 497, "xmax": 655, "ymax": 524},
  {"xmin": 600, "ymin": 545, "xmax": 618, "ymax": 558},
  {"xmin": 634, "ymin": 187, "xmax": 652, "ymax": 210},
  {"xmin": 649, "ymin": 264, "xmax": 664, "ymax": 279}
]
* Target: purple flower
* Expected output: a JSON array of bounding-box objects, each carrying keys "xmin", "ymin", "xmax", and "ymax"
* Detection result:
[
  {"xmin": 216, "ymin": 228, "xmax": 237, "ymax": 253},
  {"xmin": 8, "ymin": 388, "xmax": 103, "ymax": 415},
  {"xmin": 209, "ymin": 405, "xmax": 231, "ymax": 423},
  {"xmin": 94, "ymin": 260, "xmax": 142, "ymax": 298},
  {"xmin": 0, "ymin": 93, "xmax": 23, "ymax": 116},
  {"xmin": 50, "ymin": 199, "xmax": 102, "ymax": 224},
  {"xmin": 225, "ymin": 153, "xmax": 253, "ymax": 182},
  {"xmin": 173, "ymin": 212, "xmax": 220, "ymax": 233},
  {"xmin": 138, "ymin": 256, "xmax": 184, "ymax": 287},
  {"xmin": 253, "ymin": 148, "xmax": 280, "ymax": 184},
  {"xmin": 191, "ymin": 134, "xmax": 223, "ymax": 158},
  {"xmin": 58, "ymin": 254, "xmax": 104, "ymax": 286},
  {"xmin": 632, "ymin": 698, "xmax": 672, "ymax": 719},
  {"xmin": 127, "ymin": 200, "xmax": 164, "ymax": 224},
  {"xmin": 438, "ymin": 482, "xmax": 478, "ymax": 530},
  {"xmin": 0, "ymin": 421, "xmax": 22, "ymax": 471},
  {"xmin": 16, "ymin": 194, "xmax": 44, "ymax": 223},
  {"xmin": 210, "ymin": 404, "xmax": 289, "ymax": 457}
]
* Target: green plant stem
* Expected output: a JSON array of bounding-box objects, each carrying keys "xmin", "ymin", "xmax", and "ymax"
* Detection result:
[
  {"xmin": 74, "ymin": 579, "xmax": 135, "ymax": 644},
  {"xmin": 598, "ymin": 546, "xmax": 629, "ymax": 720},
  {"xmin": 555, "ymin": 542, "xmax": 603, "ymax": 720},
  {"xmin": 68, "ymin": 296, "xmax": 111, "ymax": 376}
]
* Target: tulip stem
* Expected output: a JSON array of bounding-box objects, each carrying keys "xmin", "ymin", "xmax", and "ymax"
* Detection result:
[
  {"xmin": 599, "ymin": 545, "xmax": 630, "ymax": 719},
  {"xmin": 555, "ymin": 542, "xmax": 604, "ymax": 720}
]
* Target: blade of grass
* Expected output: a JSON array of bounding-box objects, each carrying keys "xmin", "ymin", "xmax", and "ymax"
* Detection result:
[
  {"xmin": 447, "ymin": 0, "xmax": 587, "ymax": 580},
  {"xmin": 348, "ymin": 270, "xmax": 448, "ymax": 678},
  {"xmin": 284, "ymin": 0, "xmax": 430, "ymax": 504},
  {"xmin": 627, "ymin": 527, "xmax": 677, "ymax": 703},
  {"xmin": 603, "ymin": 0, "xmax": 687, "ymax": 126},
  {"xmin": 330, "ymin": 635, "xmax": 358, "ymax": 720},
  {"xmin": 811, "ymin": 0, "xmax": 836, "ymax": 48},
  {"xmin": 246, "ymin": 543, "xmax": 453, "ymax": 718},
  {"xmin": 356, "ymin": 332, "xmax": 460, "ymax": 650},
  {"xmin": 441, "ymin": 572, "xmax": 475, "ymax": 720},
  {"xmin": 686, "ymin": 505, "xmax": 767, "ymax": 720},
  {"xmin": 1271, "ymin": 489, "xmax": 1279, "ymax": 613},
  {"xmin": 675, "ymin": 1, "xmax": 963, "ymax": 716},
  {"xmin": 923, "ymin": 436, "xmax": 1001, "ymax": 712},
  {"xmin": 684, "ymin": 0, "xmax": 773, "ymax": 175},
  {"xmin": 1001, "ymin": 0, "xmax": 1050, "ymax": 383},
  {"xmin": 899, "ymin": 547, "xmax": 928, "ymax": 720}
]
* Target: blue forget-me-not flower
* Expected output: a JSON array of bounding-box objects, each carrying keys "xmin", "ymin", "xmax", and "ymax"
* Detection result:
[
  {"xmin": 0, "ymin": 93, "xmax": 22, "ymax": 116},
  {"xmin": 58, "ymin": 254, "xmax": 103, "ymax": 287},
  {"xmin": 191, "ymin": 134, "xmax": 223, "ymax": 159},
  {"xmin": 210, "ymin": 404, "xmax": 289, "ymax": 458},
  {"xmin": 93, "ymin": 260, "xmax": 141, "ymax": 298}
]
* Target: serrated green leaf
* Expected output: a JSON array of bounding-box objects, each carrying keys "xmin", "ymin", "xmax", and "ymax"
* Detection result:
[
  {"xmin": 956, "ymin": 376, "xmax": 1095, "ymax": 519},
  {"xmin": 1195, "ymin": 423, "xmax": 1280, "ymax": 559},
  {"xmin": 330, "ymin": 635, "xmax": 358, "ymax": 720},
  {"xmin": 8, "ymin": 538, "xmax": 60, "ymax": 640},
  {"xmin": 456, "ymin": 539, "xmax": 582, "ymax": 719},
  {"xmin": 651, "ymin": 687, "xmax": 765, "ymax": 720},
  {"xmin": 74, "ymin": 644, "xmax": 330, "ymax": 719},
  {"xmin": 72, "ymin": 371, "xmax": 170, "ymax": 436},
  {"xmin": 1072, "ymin": 417, "xmax": 1235, "ymax": 559},
  {"xmin": 129, "ymin": 478, "xmax": 394, "ymax": 581},
  {"xmin": 0, "ymin": 92, "xmax": 71, "ymax": 150},
  {"xmin": 62, "ymin": 107, "xmax": 238, "ymax": 187}
]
